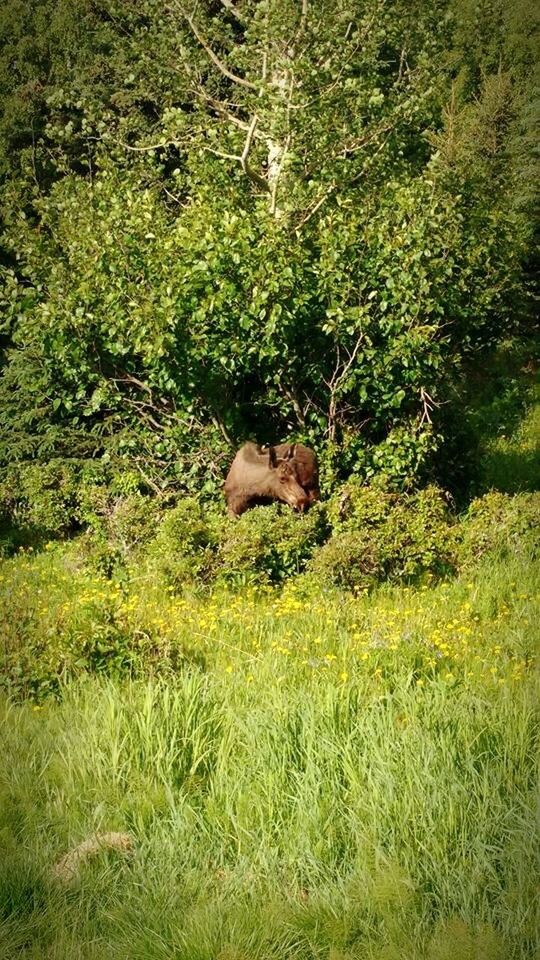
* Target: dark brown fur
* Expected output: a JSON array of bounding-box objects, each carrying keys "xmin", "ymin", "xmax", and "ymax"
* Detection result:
[
  {"xmin": 271, "ymin": 443, "xmax": 320, "ymax": 505},
  {"xmin": 224, "ymin": 442, "xmax": 311, "ymax": 517}
]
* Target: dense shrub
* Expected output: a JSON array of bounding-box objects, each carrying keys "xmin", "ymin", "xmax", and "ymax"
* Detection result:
[
  {"xmin": 146, "ymin": 498, "xmax": 221, "ymax": 588},
  {"xmin": 0, "ymin": 460, "xmax": 80, "ymax": 536},
  {"xmin": 303, "ymin": 531, "xmax": 383, "ymax": 592},
  {"xmin": 0, "ymin": 459, "xmax": 153, "ymax": 548},
  {"xmin": 217, "ymin": 503, "xmax": 330, "ymax": 585},
  {"xmin": 308, "ymin": 482, "xmax": 457, "ymax": 590},
  {"xmin": 456, "ymin": 491, "xmax": 540, "ymax": 567},
  {"xmin": 78, "ymin": 488, "xmax": 165, "ymax": 576}
]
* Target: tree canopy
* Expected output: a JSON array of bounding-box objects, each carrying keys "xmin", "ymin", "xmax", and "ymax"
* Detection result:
[{"xmin": 0, "ymin": 0, "xmax": 538, "ymax": 507}]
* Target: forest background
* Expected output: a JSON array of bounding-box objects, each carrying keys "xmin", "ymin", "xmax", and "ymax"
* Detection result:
[{"xmin": 0, "ymin": 0, "xmax": 538, "ymax": 520}]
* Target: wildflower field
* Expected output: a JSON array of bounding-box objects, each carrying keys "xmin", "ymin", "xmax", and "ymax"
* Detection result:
[
  {"xmin": 1, "ymin": 523, "xmax": 539, "ymax": 959},
  {"xmin": 1, "ymin": 364, "xmax": 539, "ymax": 959}
]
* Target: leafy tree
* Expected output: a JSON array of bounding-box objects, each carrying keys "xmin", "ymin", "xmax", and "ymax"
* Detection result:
[{"xmin": 0, "ymin": 0, "xmax": 537, "ymax": 515}]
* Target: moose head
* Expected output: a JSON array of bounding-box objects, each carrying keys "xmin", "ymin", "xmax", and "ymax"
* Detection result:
[
  {"xmin": 267, "ymin": 444, "xmax": 307, "ymax": 511},
  {"xmin": 224, "ymin": 442, "xmax": 309, "ymax": 516}
]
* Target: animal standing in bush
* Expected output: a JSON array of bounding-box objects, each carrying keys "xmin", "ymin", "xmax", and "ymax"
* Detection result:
[
  {"xmin": 224, "ymin": 443, "xmax": 312, "ymax": 517},
  {"xmin": 266, "ymin": 443, "xmax": 321, "ymax": 506}
]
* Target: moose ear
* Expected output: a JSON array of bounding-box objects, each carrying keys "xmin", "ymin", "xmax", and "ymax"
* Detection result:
[
  {"xmin": 268, "ymin": 445, "xmax": 278, "ymax": 468},
  {"xmin": 286, "ymin": 444, "xmax": 297, "ymax": 460}
]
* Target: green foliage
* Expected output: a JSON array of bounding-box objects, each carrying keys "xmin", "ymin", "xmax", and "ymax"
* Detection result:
[
  {"xmin": 434, "ymin": 338, "xmax": 539, "ymax": 499},
  {"xmin": 0, "ymin": 544, "xmax": 204, "ymax": 700},
  {"xmin": 309, "ymin": 482, "xmax": 457, "ymax": 590},
  {"xmin": 79, "ymin": 488, "xmax": 165, "ymax": 576},
  {"xmin": 457, "ymin": 491, "xmax": 540, "ymax": 568},
  {"xmin": 147, "ymin": 498, "xmax": 221, "ymax": 588},
  {"xmin": 0, "ymin": 547, "xmax": 538, "ymax": 956},
  {"xmin": 4, "ymin": 607, "xmax": 138, "ymax": 701},
  {"xmin": 0, "ymin": 457, "xmax": 162, "ymax": 550},
  {"xmin": 217, "ymin": 502, "xmax": 330, "ymax": 585},
  {"xmin": 480, "ymin": 401, "xmax": 540, "ymax": 495},
  {"xmin": 0, "ymin": 0, "xmax": 536, "ymax": 500},
  {"xmin": 0, "ymin": 460, "xmax": 81, "ymax": 536}
]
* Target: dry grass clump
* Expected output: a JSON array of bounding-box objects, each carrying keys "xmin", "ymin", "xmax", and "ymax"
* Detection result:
[{"xmin": 51, "ymin": 831, "xmax": 134, "ymax": 884}]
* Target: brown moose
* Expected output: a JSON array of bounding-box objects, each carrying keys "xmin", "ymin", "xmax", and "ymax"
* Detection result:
[
  {"xmin": 271, "ymin": 443, "xmax": 320, "ymax": 506},
  {"xmin": 224, "ymin": 442, "xmax": 320, "ymax": 517}
]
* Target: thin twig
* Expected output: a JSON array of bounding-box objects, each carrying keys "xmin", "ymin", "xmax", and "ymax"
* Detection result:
[
  {"xmin": 203, "ymin": 114, "xmax": 268, "ymax": 191},
  {"xmin": 294, "ymin": 182, "xmax": 337, "ymax": 230},
  {"xmin": 177, "ymin": 5, "xmax": 258, "ymax": 90},
  {"xmin": 119, "ymin": 138, "xmax": 184, "ymax": 152},
  {"xmin": 420, "ymin": 387, "xmax": 437, "ymax": 425},
  {"xmin": 192, "ymin": 88, "xmax": 267, "ymax": 140},
  {"xmin": 219, "ymin": 0, "xmax": 246, "ymax": 24}
]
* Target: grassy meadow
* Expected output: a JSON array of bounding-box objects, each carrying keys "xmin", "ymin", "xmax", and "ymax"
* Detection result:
[
  {"xmin": 1, "ymin": 380, "xmax": 539, "ymax": 959},
  {"xmin": 1, "ymin": 540, "xmax": 539, "ymax": 958}
]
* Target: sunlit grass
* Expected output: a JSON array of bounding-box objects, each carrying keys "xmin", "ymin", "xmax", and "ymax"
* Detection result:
[
  {"xmin": 480, "ymin": 393, "xmax": 540, "ymax": 494},
  {"xmin": 1, "ymin": 536, "xmax": 538, "ymax": 697},
  {"xmin": 1, "ymin": 539, "xmax": 539, "ymax": 958}
]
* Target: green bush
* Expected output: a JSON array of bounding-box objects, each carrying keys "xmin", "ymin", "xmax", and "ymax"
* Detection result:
[
  {"xmin": 217, "ymin": 503, "xmax": 330, "ymax": 585},
  {"xmin": 82, "ymin": 489, "xmax": 163, "ymax": 546},
  {"xmin": 77, "ymin": 487, "xmax": 165, "ymax": 576},
  {"xmin": 457, "ymin": 491, "xmax": 540, "ymax": 567},
  {"xmin": 0, "ymin": 460, "xmax": 80, "ymax": 536},
  {"xmin": 308, "ymin": 482, "xmax": 457, "ymax": 590},
  {"xmin": 303, "ymin": 530, "xmax": 382, "ymax": 592},
  {"xmin": 0, "ymin": 459, "xmax": 147, "ymax": 548},
  {"xmin": 147, "ymin": 498, "xmax": 221, "ymax": 588},
  {"xmin": 3, "ymin": 618, "xmax": 138, "ymax": 702}
]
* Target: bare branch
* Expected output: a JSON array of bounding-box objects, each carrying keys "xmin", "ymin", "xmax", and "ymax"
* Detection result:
[
  {"xmin": 211, "ymin": 413, "xmax": 234, "ymax": 445},
  {"xmin": 282, "ymin": 386, "xmax": 307, "ymax": 427},
  {"xmin": 132, "ymin": 463, "xmax": 163, "ymax": 494},
  {"xmin": 420, "ymin": 387, "xmax": 437, "ymax": 425},
  {"xmin": 191, "ymin": 88, "xmax": 268, "ymax": 140},
  {"xmin": 203, "ymin": 145, "xmax": 245, "ymax": 162},
  {"xmin": 337, "ymin": 333, "xmax": 364, "ymax": 386},
  {"xmin": 240, "ymin": 113, "xmax": 264, "ymax": 187},
  {"xmin": 324, "ymin": 333, "xmax": 365, "ymax": 441},
  {"xmin": 111, "ymin": 374, "xmax": 152, "ymax": 394},
  {"xmin": 203, "ymin": 115, "xmax": 269, "ymax": 192},
  {"xmin": 122, "ymin": 398, "xmax": 165, "ymax": 432},
  {"xmin": 162, "ymin": 185, "xmax": 188, "ymax": 206},
  {"xmin": 219, "ymin": 0, "xmax": 246, "ymax": 24},
  {"xmin": 177, "ymin": 5, "xmax": 258, "ymax": 90},
  {"xmin": 294, "ymin": 182, "xmax": 337, "ymax": 230},
  {"xmin": 397, "ymin": 47, "xmax": 409, "ymax": 83},
  {"xmin": 119, "ymin": 138, "xmax": 185, "ymax": 152},
  {"xmin": 338, "ymin": 120, "xmax": 393, "ymax": 158}
]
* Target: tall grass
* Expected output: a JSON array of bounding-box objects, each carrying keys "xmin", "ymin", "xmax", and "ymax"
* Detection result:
[{"xmin": 1, "ymin": 545, "xmax": 539, "ymax": 958}]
